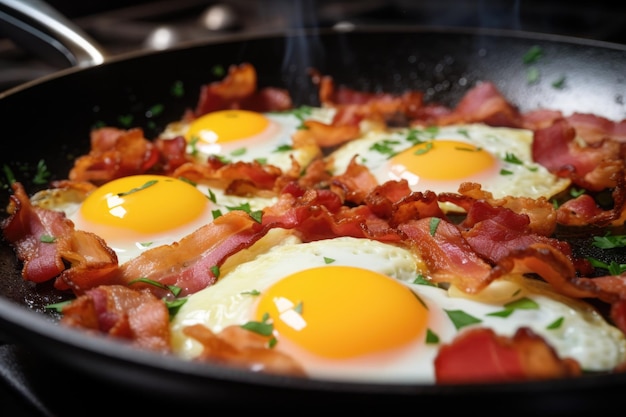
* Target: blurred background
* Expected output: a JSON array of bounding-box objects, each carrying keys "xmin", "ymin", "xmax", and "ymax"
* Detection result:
[{"xmin": 0, "ymin": 0, "xmax": 624, "ymax": 92}]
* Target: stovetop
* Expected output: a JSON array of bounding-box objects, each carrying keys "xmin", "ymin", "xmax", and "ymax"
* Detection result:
[
  {"xmin": 1, "ymin": 0, "xmax": 626, "ymax": 415},
  {"xmin": 1, "ymin": 0, "xmax": 626, "ymax": 92}
]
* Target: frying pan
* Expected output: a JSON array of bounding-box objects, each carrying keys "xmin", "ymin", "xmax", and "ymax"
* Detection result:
[{"xmin": 1, "ymin": 0, "xmax": 626, "ymax": 414}]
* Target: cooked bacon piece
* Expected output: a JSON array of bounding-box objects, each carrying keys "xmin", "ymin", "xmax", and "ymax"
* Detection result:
[
  {"xmin": 107, "ymin": 210, "xmax": 267, "ymax": 297},
  {"xmin": 69, "ymin": 127, "xmax": 160, "ymax": 185},
  {"xmin": 306, "ymin": 69, "xmax": 425, "ymax": 147},
  {"xmin": 172, "ymin": 158, "xmax": 283, "ymax": 196},
  {"xmin": 434, "ymin": 327, "xmax": 581, "ymax": 383},
  {"xmin": 314, "ymin": 69, "xmax": 424, "ymax": 124},
  {"xmin": 1, "ymin": 182, "xmax": 117, "ymax": 286},
  {"xmin": 193, "ymin": 63, "xmax": 292, "ymax": 117},
  {"xmin": 456, "ymin": 200, "xmax": 571, "ymax": 264},
  {"xmin": 611, "ymin": 298, "xmax": 626, "ymax": 337},
  {"xmin": 183, "ymin": 324, "xmax": 306, "ymax": 376},
  {"xmin": 263, "ymin": 184, "xmax": 402, "ymax": 243},
  {"xmin": 521, "ymin": 108, "xmax": 564, "ymax": 130},
  {"xmin": 533, "ymin": 118, "xmax": 625, "ymax": 192},
  {"xmin": 557, "ymin": 188, "xmax": 626, "ymax": 228},
  {"xmin": 431, "ymin": 82, "xmax": 523, "ymax": 127},
  {"xmin": 491, "ymin": 243, "xmax": 596, "ymax": 299},
  {"xmin": 448, "ymin": 182, "xmax": 558, "ymax": 237},
  {"xmin": 328, "ymin": 156, "xmax": 380, "ymax": 204},
  {"xmin": 292, "ymin": 119, "xmax": 361, "ymax": 148},
  {"xmin": 61, "ymin": 285, "xmax": 171, "ymax": 353},
  {"xmin": 398, "ymin": 217, "xmax": 493, "ymax": 293},
  {"xmin": 566, "ymin": 112, "xmax": 626, "ymax": 145},
  {"xmin": 54, "ymin": 230, "xmax": 120, "ymax": 293},
  {"xmin": 2, "ymin": 182, "xmax": 69, "ymax": 282},
  {"xmin": 153, "ymin": 135, "xmax": 192, "ymax": 174}
]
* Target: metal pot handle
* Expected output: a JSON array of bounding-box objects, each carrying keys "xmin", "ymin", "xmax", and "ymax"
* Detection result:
[{"xmin": 0, "ymin": 0, "xmax": 106, "ymax": 69}]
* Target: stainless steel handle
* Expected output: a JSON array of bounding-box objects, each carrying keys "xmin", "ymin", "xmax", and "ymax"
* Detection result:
[{"xmin": 0, "ymin": 0, "xmax": 106, "ymax": 68}]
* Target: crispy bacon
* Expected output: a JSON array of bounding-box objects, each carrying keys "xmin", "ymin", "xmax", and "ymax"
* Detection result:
[
  {"xmin": 107, "ymin": 210, "xmax": 268, "ymax": 297},
  {"xmin": 1, "ymin": 182, "xmax": 117, "ymax": 286},
  {"xmin": 5, "ymin": 62, "xmax": 626, "ymax": 385},
  {"xmin": 429, "ymin": 82, "xmax": 523, "ymax": 127},
  {"xmin": 398, "ymin": 217, "xmax": 493, "ymax": 293},
  {"xmin": 171, "ymin": 158, "xmax": 283, "ymax": 196},
  {"xmin": 434, "ymin": 327, "xmax": 581, "ymax": 383},
  {"xmin": 532, "ymin": 118, "xmax": 625, "ymax": 192},
  {"xmin": 69, "ymin": 127, "xmax": 160, "ymax": 185},
  {"xmin": 60, "ymin": 285, "xmax": 171, "ymax": 353},
  {"xmin": 193, "ymin": 63, "xmax": 292, "ymax": 117},
  {"xmin": 183, "ymin": 324, "xmax": 307, "ymax": 376}
]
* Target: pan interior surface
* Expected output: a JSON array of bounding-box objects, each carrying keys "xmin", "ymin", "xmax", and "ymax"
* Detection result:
[{"xmin": 1, "ymin": 26, "xmax": 626, "ymax": 411}]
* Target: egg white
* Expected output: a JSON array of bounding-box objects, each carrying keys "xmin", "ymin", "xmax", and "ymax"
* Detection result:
[
  {"xmin": 170, "ymin": 234, "xmax": 626, "ymax": 383},
  {"xmin": 30, "ymin": 182, "xmax": 274, "ymax": 265},
  {"xmin": 328, "ymin": 123, "xmax": 571, "ymax": 209},
  {"xmin": 160, "ymin": 107, "xmax": 335, "ymax": 172}
]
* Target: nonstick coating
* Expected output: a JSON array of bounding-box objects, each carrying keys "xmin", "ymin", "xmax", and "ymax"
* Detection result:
[{"xmin": 1, "ymin": 26, "xmax": 626, "ymax": 413}]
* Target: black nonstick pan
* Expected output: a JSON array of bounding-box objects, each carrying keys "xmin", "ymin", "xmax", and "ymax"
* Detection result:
[{"xmin": 1, "ymin": 1, "xmax": 626, "ymax": 414}]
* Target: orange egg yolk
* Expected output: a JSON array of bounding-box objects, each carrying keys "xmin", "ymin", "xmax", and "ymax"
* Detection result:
[
  {"xmin": 77, "ymin": 174, "xmax": 210, "ymax": 239},
  {"xmin": 387, "ymin": 139, "xmax": 496, "ymax": 181},
  {"xmin": 255, "ymin": 266, "xmax": 428, "ymax": 359},
  {"xmin": 185, "ymin": 109, "xmax": 271, "ymax": 146}
]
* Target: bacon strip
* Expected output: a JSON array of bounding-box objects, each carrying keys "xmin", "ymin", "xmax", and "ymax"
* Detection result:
[
  {"xmin": 434, "ymin": 327, "xmax": 581, "ymax": 383},
  {"xmin": 109, "ymin": 210, "xmax": 267, "ymax": 297},
  {"xmin": 193, "ymin": 63, "xmax": 292, "ymax": 117},
  {"xmin": 183, "ymin": 324, "xmax": 307, "ymax": 376},
  {"xmin": 1, "ymin": 182, "xmax": 117, "ymax": 285},
  {"xmin": 60, "ymin": 285, "xmax": 171, "ymax": 353}
]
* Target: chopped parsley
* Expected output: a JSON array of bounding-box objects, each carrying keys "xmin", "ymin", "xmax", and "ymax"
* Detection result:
[
  {"xmin": 526, "ymin": 67, "xmax": 540, "ymax": 84},
  {"xmin": 504, "ymin": 152, "xmax": 523, "ymax": 165},
  {"xmin": 40, "ymin": 234, "xmax": 56, "ymax": 243},
  {"xmin": 241, "ymin": 312, "xmax": 276, "ymax": 347},
  {"xmin": 552, "ymin": 76, "xmax": 566, "ymax": 89},
  {"xmin": 445, "ymin": 309, "xmax": 482, "ymax": 330},
  {"xmin": 425, "ymin": 328, "xmax": 440, "ymax": 344},
  {"xmin": 413, "ymin": 274, "xmax": 436, "ymax": 287},
  {"xmin": 45, "ymin": 300, "xmax": 72, "ymax": 313},
  {"xmin": 273, "ymin": 144, "xmax": 293, "ymax": 153},
  {"xmin": 117, "ymin": 179, "xmax": 158, "ymax": 197},
  {"xmin": 591, "ymin": 232, "xmax": 626, "ymax": 249},
  {"xmin": 546, "ymin": 317, "xmax": 564, "ymax": 330},
  {"xmin": 33, "ymin": 159, "xmax": 51, "ymax": 185},
  {"xmin": 230, "ymin": 147, "xmax": 247, "ymax": 156},
  {"xmin": 127, "ymin": 277, "xmax": 183, "ymax": 297},
  {"xmin": 226, "ymin": 202, "xmax": 262, "ymax": 223},
  {"xmin": 414, "ymin": 142, "xmax": 433, "ymax": 155},
  {"xmin": 523, "ymin": 45, "xmax": 543, "ymax": 64},
  {"xmin": 429, "ymin": 217, "xmax": 441, "ymax": 236},
  {"xmin": 487, "ymin": 297, "xmax": 540, "ymax": 318},
  {"xmin": 587, "ymin": 257, "xmax": 626, "ymax": 275},
  {"xmin": 118, "ymin": 114, "xmax": 134, "ymax": 127},
  {"xmin": 146, "ymin": 104, "xmax": 164, "ymax": 118},
  {"xmin": 370, "ymin": 139, "xmax": 400, "ymax": 156},
  {"xmin": 2, "ymin": 164, "xmax": 15, "ymax": 185},
  {"xmin": 171, "ymin": 80, "xmax": 184, "ymax": 97}
]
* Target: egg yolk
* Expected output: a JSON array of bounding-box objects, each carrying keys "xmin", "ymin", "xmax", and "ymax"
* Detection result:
[
  {"xmin": 78, "ymin": 174, "xmax": 210, "ymax": 238},
  {"xmin": 186, "ymin": 110, "xmax": 271, "ymax": 146},
  {"xmin": 387, "ymin": 139, "xmax": 497, "ymax": 182},
  {"xmin": 255, "ymin": 266, "xmax": 427, "ymax": 359}
]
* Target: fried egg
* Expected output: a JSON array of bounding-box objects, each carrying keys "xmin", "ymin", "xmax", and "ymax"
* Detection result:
[
  {"xmin": 328, "ymin": 123, "xmax": 571, "ymax": 210},
  {"xmin": 160, "ymin": 107, "xmax": 335, "ymax": 171},
  {"xmin": 170, "ymin": 234, "xmax": 626, "ymax": 383},
  {"xmin": 32, "ymin": 174, "xmax": 272, "ymax": 264}
]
